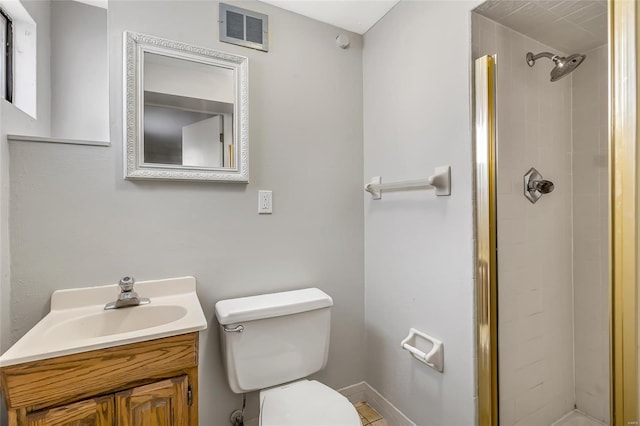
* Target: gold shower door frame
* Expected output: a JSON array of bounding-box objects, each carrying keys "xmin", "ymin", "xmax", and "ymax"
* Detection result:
[
  {"xmin": 610, "ymin": 0, "xmax": 638, "ymax": 425},
  {"xmin": 474, "ymin": 54, "xmax": 498, "ymax": 426},
  {"xmin": 474, "ymin": 1, "xmax": 639, "ymax": 424}
]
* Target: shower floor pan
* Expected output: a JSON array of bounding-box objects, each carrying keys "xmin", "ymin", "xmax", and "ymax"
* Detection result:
[{"xmin": 551, "ymin": 410, "xmax": 607, "ymax": 426}]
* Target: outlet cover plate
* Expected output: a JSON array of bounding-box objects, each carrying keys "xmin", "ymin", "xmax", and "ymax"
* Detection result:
[{"xmin": 258, "ymin": 190, "xmax": 272, "ymax": 214}]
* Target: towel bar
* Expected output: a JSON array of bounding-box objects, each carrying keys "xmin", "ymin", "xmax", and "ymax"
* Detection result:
[{"xmin": 365, "ymin": 166, "xmax": 451, "ymax": 200}]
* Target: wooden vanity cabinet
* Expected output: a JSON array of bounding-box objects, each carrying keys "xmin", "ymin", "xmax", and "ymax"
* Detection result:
[
  {"xmin": 0, "ymin": 333, "xmax": 199, "ymax": 426},
  {"xmin": 116, "ymin": 376, "xmax": 190, "ymax": 426},
  {"xmin": 25, "ymin": 395, "xmax": 115, "ymax": 426}
]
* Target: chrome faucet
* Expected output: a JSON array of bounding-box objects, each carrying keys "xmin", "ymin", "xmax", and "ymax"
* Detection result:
[{"xmin": 104, "ymin": 276, "xmax": 150, "ymax": 310}]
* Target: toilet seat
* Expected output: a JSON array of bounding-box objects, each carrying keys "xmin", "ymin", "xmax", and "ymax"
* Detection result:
[{"xmin": 259, "ymin": 380, "xmax": 361, "ymax": 426}]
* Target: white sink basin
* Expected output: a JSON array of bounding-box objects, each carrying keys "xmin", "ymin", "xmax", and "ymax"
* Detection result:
[
  {"xmin": 0, "ymin": 276, "xmax": 207, "ymax": 367},
  {"xmin": 46, "ymin": 305, "xmax": 189, "ymax": 340}
]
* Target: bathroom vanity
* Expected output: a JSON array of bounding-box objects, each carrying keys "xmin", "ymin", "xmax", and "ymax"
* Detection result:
[
  {"xmin": 0, "ymin": 277, "xmax": 207, "ymax": 425},
  {"xmin": 0, "ymin": 333, "xmax": 199, "ymax": 425}
]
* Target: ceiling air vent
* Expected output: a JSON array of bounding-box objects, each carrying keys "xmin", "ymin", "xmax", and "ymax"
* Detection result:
[{"xmin": 219, "ymin": 3, "xmax": 268, "ymax": 52}]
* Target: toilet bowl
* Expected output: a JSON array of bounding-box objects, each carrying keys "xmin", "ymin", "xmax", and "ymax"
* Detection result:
[
  {"xmin": 214, "ymin": 288, "xmax": 360, "ymax": 426},
  {"xmin": 260, "ymin": 380, "xmax": 360, "ymax": 426}
]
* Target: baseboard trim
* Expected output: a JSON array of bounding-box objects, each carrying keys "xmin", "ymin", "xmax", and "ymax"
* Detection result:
[
  {"xmin": 339, "ymin": 381, "xmax": 416, "ymax": 426},
  {"xmin": 339, "ymin": 381, "xmax": 368, "ymax": 404}
]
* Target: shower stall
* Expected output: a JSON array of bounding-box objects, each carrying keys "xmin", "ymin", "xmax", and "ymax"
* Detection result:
[{"xmin": 472, "ymin": 1, "xmax": 610, "ymax": 425}]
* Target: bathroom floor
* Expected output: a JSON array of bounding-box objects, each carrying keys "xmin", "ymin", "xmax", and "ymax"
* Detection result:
[{"xmin": 354, "ymin": 402, "xmax": 388, "ymax": 426}]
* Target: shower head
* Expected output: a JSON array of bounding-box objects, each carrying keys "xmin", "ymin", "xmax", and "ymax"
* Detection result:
[
  {"xmin": 550, "ymin": 54, "xmax": 586, "ymax": 81},
  {"xmin": 526, "ymin": 51, "xmax": 586, "ymax": 82}
]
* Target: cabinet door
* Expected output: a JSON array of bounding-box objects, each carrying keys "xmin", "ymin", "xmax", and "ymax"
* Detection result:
[
  {"xmin": 25, "ymin": 395, "xmax": 114, "ymax": 426},
  {"xmin": 115, "ymin": 376, "xmax": 189, "ymax": 426}
]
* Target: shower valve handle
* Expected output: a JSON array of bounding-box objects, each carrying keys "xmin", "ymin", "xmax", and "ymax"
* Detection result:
[
  {"xmin": 524, "ymin": 168, "xmax": 555, "ymax": 204},
  {"xmin": 529, "ymin": 179, "xmax": 554, "ymax": 194}
]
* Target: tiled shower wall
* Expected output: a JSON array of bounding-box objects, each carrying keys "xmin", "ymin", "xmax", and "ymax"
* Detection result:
[
  {"xmin": 571, "ymin": 44, "xmax": 609, "ymax": 424},
  {"xmin": 474, "ymin": 14, "xmax": 575, "ymax": 425}
]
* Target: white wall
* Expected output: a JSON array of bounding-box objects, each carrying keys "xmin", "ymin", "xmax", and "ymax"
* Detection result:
[
  {"xmin": 144, "ymin": 55, "xmax": 235, "ymax": 104},
  {"xmin": 50, "ymin": 0, "xmax": 109, "ymax": 141},
  {"xmin": 7, "ymin": 1, "xmax": 365, "ymax": 424},
  {"xmin": 572, "ymin": 44, "xmax": 609, "ymax": 424},
  {"xmin": 363, "ymin": 2, "xmax": 480, "ymax": 424}
]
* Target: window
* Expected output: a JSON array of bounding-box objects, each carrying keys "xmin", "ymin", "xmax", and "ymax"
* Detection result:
[
  {"xmin": 0, "ymin": 8, "xmax": 12, "ymax": 103},
  {"xmin": 0, "ymin": 0, "xmax": 34, "ymax": 117}
]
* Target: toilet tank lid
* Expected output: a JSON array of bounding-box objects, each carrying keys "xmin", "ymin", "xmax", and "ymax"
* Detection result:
[{"xmin": 215, "ymin": 288, "xmax": 333, "ymax": 325}]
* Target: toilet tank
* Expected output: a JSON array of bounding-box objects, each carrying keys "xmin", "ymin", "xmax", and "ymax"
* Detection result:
[{"xmin": 214, "ymin": 288, "xmax": 333, "ymax": 394}]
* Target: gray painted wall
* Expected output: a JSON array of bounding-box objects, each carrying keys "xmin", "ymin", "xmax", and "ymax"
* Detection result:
[
  {"xmin": 363, "ymin": 2, "xmax": 480, "ymax": 424},
  {"xmin": 2, "ymin": 1, "xmax": 501, "ymax": 424},
  {"xmin": 1, "ymin": 0, "xmax": 52, "ymax": 352},
  {"xmin": 1, "ymin": 1, "xmax": 52, "ymax": 423},
  {"xmin": 7, "ymin": 1, "xmax": 364, "ymax": 423}
]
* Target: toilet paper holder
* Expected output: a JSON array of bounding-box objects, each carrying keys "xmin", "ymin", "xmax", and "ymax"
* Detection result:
[{"xmin": 400, "ymin": 328, "xmax": 444, "ymax": 373}]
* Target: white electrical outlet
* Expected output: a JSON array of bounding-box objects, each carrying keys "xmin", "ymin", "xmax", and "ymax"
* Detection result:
[{"xmin": 258, "ymin": 190, "xmax": 272, "ymax": 214}]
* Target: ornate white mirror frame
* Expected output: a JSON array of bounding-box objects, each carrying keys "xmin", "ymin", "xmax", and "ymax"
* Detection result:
[{"xmin": 124, "ymin": 31, "xmax": 249, "ymax": 182}]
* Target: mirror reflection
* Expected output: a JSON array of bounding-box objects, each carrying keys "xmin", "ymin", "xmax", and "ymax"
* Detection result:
[
  {"xmin": 143, "ymin": 53, "xmax": 234, "ymax": 168},
  {"xmin": 3, "ymin": 0, "xmax": 109, "ymax": 142},
  {"xmin": 51, "ymin": 0, "xmax": 109, "ymax": 141}
]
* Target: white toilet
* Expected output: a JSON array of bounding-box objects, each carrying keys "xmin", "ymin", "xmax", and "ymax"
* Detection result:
[{"xmin": 215, "ymin": 288, "xmax": 361, "ymax": 426}]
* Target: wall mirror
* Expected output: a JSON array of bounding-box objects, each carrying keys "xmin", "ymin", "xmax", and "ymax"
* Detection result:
[
  {"xmin": 124, "ymin": 31, "xmax": 248, "ymax": 182},
  {"xmin": 2, "ymin": 0, "xmax": 109, "ymax": 143}
]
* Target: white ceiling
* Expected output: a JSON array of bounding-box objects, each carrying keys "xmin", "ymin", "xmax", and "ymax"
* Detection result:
[
  {"xmin": 259, "ymin": 0, "xmax": 399, "ymax": 35},
  {"xmin": 260, "ymin": 0, "xmax": 606, "ymax": 47},
  {"xmin": 474, "ymin": 0, "xmax": 607, "ymax": 53}
]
